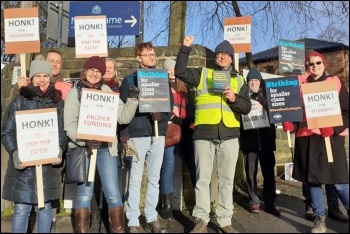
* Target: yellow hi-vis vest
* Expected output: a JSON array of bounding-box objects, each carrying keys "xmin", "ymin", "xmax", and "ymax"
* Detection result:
[{"xmin": 195, "ymin": 68, "xmax": 244, "ymax": 127}]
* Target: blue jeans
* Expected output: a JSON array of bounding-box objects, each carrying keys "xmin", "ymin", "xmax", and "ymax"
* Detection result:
[
  {"xmin": 12, "ymin": 202, "xmax": 52, "ymax": 233},
  {"xmin": 303, "ymin": 183, "xmax": 341, "ymax": 207},
  {"xmin": 309, "ymin": 183, "xmax": 349, "ymax": 216},
  {"xmin": 160, "ymin": 145, "xmax": 176, "ymax": 194},
  {"xmin": 76, "ymin": 148, "xmax": 122, "ymax": 209},
  {"xmin": 126, "ymin": 136, "xmax": 165, "ymax": 226}
]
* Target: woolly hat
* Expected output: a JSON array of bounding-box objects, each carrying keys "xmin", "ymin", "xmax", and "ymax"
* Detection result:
[
  {"xmin": 84, "ymin": 56, "xmax": 106, "ymax": 76},
  {"xmin": 215, "ymin": 40, "xmax": 234, "ymax": 59},
  {"xmin": 305, "ymin": 51, "xmax": 327, "ymax": 69},
  {"xmin": 246, "ymin": 68, "xmax": 262, "ymax": 82},
  {"xmin": 29, "ymin": 60, "xmax": 53, "ymax": 80},
  {"xmin": 163, "ymin": 58, "xmax": 176, "ymax": 70}
]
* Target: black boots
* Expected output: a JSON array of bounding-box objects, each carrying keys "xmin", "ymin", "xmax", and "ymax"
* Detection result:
[
  {"xmin": 328, "ymin": 203, "xmax": 349, "ymax": 222},
  {"xmin": 161, "ymin": 193, "xmax": 174, "ymax": 220}
]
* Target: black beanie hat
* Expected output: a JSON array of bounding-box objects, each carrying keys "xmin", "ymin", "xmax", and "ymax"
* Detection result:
[
  {"xmin": 215, "ymin": 40, "xmax": 234, "ymax": 59},
  {"xmin": 84, "ymin": 56, "xmax": 106, "ymax": 76},
  {"xmin": 246, "ymin": 68, "xmax": 262, "ymax": 82}
]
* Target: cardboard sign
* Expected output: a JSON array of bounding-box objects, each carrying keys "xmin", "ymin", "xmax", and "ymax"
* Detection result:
[
  {"xmin": 242, "ymin": 100, "xmax": 270, "ymax": 130},
  {"xmin": 265, "ymin": 76, "xmax": 303, "ymax": 123},
  {"xmin": 74, "ymin": 15, "xmax": 108, "ymax": 58},
  {"xmin": 279, "ymin": 39, "xmax": 305, "ymax": 75},
  {"xmin": 4, "ymin": 7, "xmax": 40, "ymax": 54},
  {"xmin": 137, "ymin": 68, "xmax": 171, "ymax": 113},
  {"xmin": 77, "ymin": 89, "xmax": 119, "ymax": 142},
  {"xmin": 301, "ymin": 81, "xmax": 343, "ymax": 129},
  {"xmin": 15, "ymin": 108, "xmax": 60, "ymax": 166},
  {"xmin": 224, "ymin": 16, "xmax": 251, "ymax": 53},
  {"xmin": 212, "ymin": 71, "xmax": 230, "ymax": 93}
]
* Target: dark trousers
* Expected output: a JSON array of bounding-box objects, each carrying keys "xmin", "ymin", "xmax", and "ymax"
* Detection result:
[
  {"xmin": 180, "ymin": 128, "xmax": 196, "ymax": 188},
  {"xmin": 303, "ymin": 183, "xmax": 339, "ymax": 207},
  {"xmin": 243, "ymin": 150, "xmax": 276, "ymax": 208}
]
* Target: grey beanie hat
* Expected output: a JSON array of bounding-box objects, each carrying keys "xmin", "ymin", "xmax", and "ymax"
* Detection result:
[
  {"xmin": 29, "ymin": 60, "xmax": 53, "ymax": 80},
  {"xmin": 163, "ymin": 58, "xmax": 176, "ymax": 70},
  {"xmin": 215, "ymin": 40, "xmax": 234, "ymax": 59},
  {"xmin": 246, "ymin": 68, "xmax": 262, "ymax": 82}
]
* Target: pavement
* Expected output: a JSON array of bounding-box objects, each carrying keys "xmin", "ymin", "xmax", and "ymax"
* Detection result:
[{"xmin": 1, "ymin": 178, "xmax": 349, "ymax": 233}]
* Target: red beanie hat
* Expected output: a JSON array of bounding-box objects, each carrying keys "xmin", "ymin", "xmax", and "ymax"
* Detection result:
[
  {"xmin": 84, "ymin": 56, "xmax": 106, "ymax": 76},
  {"xmin": 305, "ymin": 51, "xmax": 327, "ymax": 69}
]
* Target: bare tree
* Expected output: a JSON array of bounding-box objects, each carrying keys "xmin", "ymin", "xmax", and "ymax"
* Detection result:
[{"xmin": 317, "ymin": 25, "xmax": 349, "ymax": 43}]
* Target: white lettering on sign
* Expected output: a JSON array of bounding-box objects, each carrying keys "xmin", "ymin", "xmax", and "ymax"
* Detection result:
[
  {"xmin": 5, "ymin": 17, "xmax": 39, "ymax": 42},
  {"xmin": 224, "ymin": 24, "xmax": 251, "ymax": 44}
]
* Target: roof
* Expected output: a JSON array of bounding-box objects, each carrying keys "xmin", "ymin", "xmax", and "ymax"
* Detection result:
[{"xmin": 240, "ymin": 38, "xmax": 349, "ymax": 64}]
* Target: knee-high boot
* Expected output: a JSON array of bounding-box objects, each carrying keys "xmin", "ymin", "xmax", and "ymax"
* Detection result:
[
  {"xmin": 109, "ymin": 206, "xmax": 125, "ymax": 233},
  {"xmin": 162, "ymin": 193, "xmax": 174, "ymax": 220},
  {"xmin": 75, "ymin": 208, "xmax": 91, "ymax": 233}
]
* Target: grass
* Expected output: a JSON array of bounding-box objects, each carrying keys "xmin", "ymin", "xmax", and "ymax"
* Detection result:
[{"xmin": 1, "ymin": 205, "xmax": 14, "ymax": 219}]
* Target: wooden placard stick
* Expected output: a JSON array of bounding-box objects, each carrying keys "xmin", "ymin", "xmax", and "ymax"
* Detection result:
[
  {"xmin": 324, "ymin": 137, "xmax": 333, "ymax": 163},
  {"xmin": 36, "ymin": 164, "xmax": 44, "ymax": 208},
  {"xmin": 154, "ymin": 120, "xmax": 159, "ymax": 138}
]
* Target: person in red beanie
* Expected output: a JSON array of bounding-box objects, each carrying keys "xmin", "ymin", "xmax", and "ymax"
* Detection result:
[
  {"xmin": 64, "ymin": 55, "xmax": 140, "ymax": 233},
  {"xmin": 282, "ymin": 51, "xmax": 349, "ymax": 233}
]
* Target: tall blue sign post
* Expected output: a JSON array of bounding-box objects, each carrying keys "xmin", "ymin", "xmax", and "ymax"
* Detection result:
[{"xmin": 68, "ymin": 1, "xmax": 140, "ymax": 46}]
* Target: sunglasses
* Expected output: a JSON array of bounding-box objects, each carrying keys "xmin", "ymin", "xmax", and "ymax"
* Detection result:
[{"xmin": 308, "ymin": 61, "xmax": 323, "ymax": 67}]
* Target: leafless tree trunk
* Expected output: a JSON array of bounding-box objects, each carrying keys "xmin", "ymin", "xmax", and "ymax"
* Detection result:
[{"xmin": 168, "ymin": 1, "xmax": 187, "ymax": 45}]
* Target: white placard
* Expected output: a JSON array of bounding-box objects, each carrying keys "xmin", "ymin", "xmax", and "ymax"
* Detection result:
[
  {"xmin": 224, "ymin": 24, "xmax": 251, "ymax": 44},
  {"xmin": 5, "ymin": 17, "xmax": 39, "ymax": 42},
  {"xmin": 15, "ymin": 108, "xmax": 59, "ymax": 162},
  {"xmin": 74, "ymin": 16, "xmax": 108, "ymax": 58},
  {"xmin": 242, "ymin": 100, "xmax": 270, "ymax": 130},
  {"xmin": 303, "ymin": 91, "xmax": 341, "ymax": 118},
  {"xmin": 77, "ymin": 89, "xmax": 119, "ymax": 142}
]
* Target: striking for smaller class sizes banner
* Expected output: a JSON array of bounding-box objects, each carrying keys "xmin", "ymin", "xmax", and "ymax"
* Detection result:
[
  {"xmin": 265, "ymin": 76, "xmax": 303, "ymax": 123},
  {"xmin": 279, "ymin": 39, "xmax": 305, "ymax": 75},
  {"xmin": 137, "ymin": 69, "xmax": 171, "ymax": 113}
]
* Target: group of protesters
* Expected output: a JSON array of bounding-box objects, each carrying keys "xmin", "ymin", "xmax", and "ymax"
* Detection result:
[{"xmin": 1, "ymin": 35, "xmax": 349, "ymax": 234}]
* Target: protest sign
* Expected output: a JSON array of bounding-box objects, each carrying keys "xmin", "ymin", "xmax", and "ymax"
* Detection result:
[
  {"xmin": 224, "ymin": 16, "xmax": 251, "ymax": 53},
  {"xmin": 212, "ymin": 70, "xmax": 231, "ymax": 93},
  {"xmin": 15, "ymin": 108, "xmax": 60, "ymax": 208},
  {"xmin": 77, "ymin": 89, "xmax": 119, "ymax": 142},
  {"xmin": 278, "ymin": 39, "xmax": 305, "ymax": 75},
  {"xmin": 301, "ymin": 81, "xmax": 343, "ymax": 129},
  {"xmin": 15, "ymin": 108, "xmax": 60, "ymax": 166},
  {"xmin": 137, "ymin": 68, "xmax": 171, "ymax": 113},
  {"xmin": 74, "ymin": 15, "xmax": 108, "ymax": 58},
  {"xmin": 242, "ymin": 100, "xmax": 270, "ymax": 130},
  {"xmin": 265, "ymin": 76, "xmax": 303, "ymax": 123},
  {"xmin": 4, "ymin": 7, "xmax": 40, "ymax": 54}
]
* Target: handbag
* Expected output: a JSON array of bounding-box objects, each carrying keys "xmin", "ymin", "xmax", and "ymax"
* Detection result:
[
  {"xmin": 65, "ymin": 145, "xmax": 87, "ymax": 184},
  {"xmin": 165, "ymin": 123, "xmax": 182, "ymax": 148}
]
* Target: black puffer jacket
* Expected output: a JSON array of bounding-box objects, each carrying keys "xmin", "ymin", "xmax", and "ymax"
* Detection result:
[{"xmin": 1, "ymin": 84, "xmax": 67, "ymax": 203}]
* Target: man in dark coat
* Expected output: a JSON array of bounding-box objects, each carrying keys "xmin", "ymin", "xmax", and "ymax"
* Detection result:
[{"xmin": 239, "ymin": 68, "xmax": 281, "ymax": 215}]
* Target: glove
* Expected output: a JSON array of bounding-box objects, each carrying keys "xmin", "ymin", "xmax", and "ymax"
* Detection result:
[
  {"xmin": 320, "ymin": 127, "xmax": 334, "ymax": 137},
  {"xmin": 128, "ymin": 86, "xmax": 140, "ymax": 98},
  {"xmin": 250, "ymin": 92, "xmax": 260, "ymax": 100},
  {"xmin": 85, "ymin": 140, "xmax": 102, "ymax": 149},
  {"xmin": 171, "ymin": 116, "xmax": 183, "ymax": 126},
  {"xmin": 52, "ymin": 148, "xmax": 63, "ymax": 165},
  {"xmin": 151, "ymin": 112, "xmax": 162, "ymax": 121},
  {"xmin": 182, "ymin": 117, "xmax": 194, "ymax": 128},
  {"xmin": 282, "ymin": 122, "xmax": 295, "ymax": 133},
  {"xmin": 12, "ymin": 150, "xmax": 25, "ymax": 170}
]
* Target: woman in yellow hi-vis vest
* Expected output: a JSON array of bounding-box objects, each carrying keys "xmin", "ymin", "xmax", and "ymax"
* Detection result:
[{"xmin": 175, "ymin": 35, "xmax": 251, "ymax": 233}]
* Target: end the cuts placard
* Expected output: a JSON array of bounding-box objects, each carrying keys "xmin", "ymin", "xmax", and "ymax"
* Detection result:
[
  {"xmin": 301, "ymin": 81, "xmax": 343, "ymax": 129},
  {"xmin": 15, "ymin": 108, "xmax": 60, "ymax": 166},
  {"xmin": 77, "ymin": 89, "xmax": 119, "ymax": 142}
]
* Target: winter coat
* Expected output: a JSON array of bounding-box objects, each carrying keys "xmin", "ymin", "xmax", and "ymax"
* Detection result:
[
  {"xmin": 64, "ymin": 81, "xmax": 138, "ymax": 155},
  {"xmin": 292, "ymin": 74, "xmax": 349, "ymax": 184},
  {"xmin": 1, "ymin": 84, "xmax": 67, "ymax": 203},
  {"xmin": 239, "ymin": 90, "xmax": 276, "ymax": 153},
  {"xmin": 174, "ymin": 45, "xmax": 251, "ymax": 140}
]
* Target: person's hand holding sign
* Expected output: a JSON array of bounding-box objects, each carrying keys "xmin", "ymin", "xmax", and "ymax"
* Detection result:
[{"xmin": 223, "ymin": 86, "xmax": 236, "ymax": 103}]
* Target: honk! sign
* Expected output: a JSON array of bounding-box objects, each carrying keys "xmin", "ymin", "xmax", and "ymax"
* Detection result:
[
  {"xmin": 4, "ymin": 7, "xmax": 40, "ymax": 54},
  {"xmin": 77, "ymin": 89, "xmax": 119, "ymax": 142},
  {"xmin": 15, "ymin": 108, "xmax": 60, "ymax": 164},
  {"xmin": 74, "ymin": 15, "xmax": 108, "ymax": 58}
]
